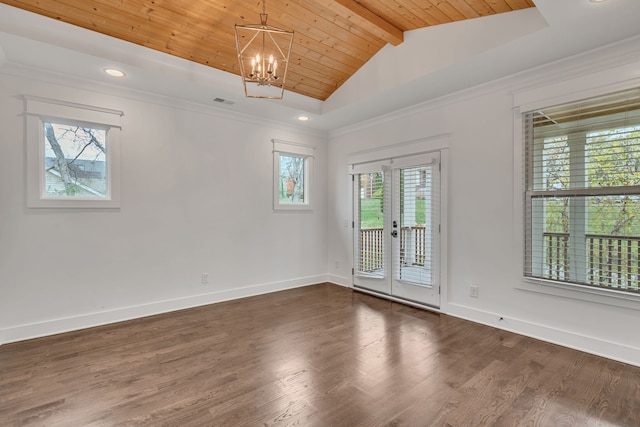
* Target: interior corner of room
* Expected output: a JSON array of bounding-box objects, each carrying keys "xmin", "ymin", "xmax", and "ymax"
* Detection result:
[{"xmin": 1, "ymin": 2, "xmax": 640, "ymax": 423}]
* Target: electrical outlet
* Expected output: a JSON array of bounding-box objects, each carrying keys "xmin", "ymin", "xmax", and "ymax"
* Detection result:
[
  {"xmin": 335, "ymin": 260, "xmax": 340, "ymax": 270},
  {"xmin": 201, "ymin": 273, "xmax": 209, "ymax": 284},
  {"xmin": 470, "ymin": 285, "xmax": 479, "ymax": 298}
]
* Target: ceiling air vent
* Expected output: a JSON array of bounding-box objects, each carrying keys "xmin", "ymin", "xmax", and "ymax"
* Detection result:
[{"xmin": 213, "ymin": 97, "xmax": 235, "ymax": 105}]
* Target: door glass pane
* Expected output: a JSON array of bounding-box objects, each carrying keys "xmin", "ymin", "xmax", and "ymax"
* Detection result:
[
  {"xmin": 399, "ymin": 166, "xmax": 433, "ymax": 284},
  {"xmin": 358, "ymin": 172, "xmax": 384, "ymax": 276}
]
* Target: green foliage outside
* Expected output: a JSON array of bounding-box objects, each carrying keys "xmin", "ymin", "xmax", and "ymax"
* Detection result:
[
  {"xmin": 542, "ymin": 127, "xmax": 640, "ymax": 237},
  {"xmin": 360, "ymin": 198, "xmax": 383, "ymax": 228},
  {"xmin": 360, "ymin": 198, "xmax": 426, "ymax": 228}
]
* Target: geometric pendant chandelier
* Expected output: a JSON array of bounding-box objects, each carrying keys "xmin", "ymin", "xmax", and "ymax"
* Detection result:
[{"xmin": 234, "ymin": 0, "xmax": 294, "ymax": 99}]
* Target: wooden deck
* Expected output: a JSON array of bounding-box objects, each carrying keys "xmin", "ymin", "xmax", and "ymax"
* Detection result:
[{"xmin": 1, "ymin": 283, "xmax": 639, "ymax": 426}]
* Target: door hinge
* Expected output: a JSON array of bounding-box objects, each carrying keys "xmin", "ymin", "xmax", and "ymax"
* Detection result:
[
  {"xmin": 438, "ymin": 224, "xmax": 441, "ymax": 233},
  {"xmin": 351, "ymin": 268, "xmax": 354, "ymax": 275},
  {"xmin": 352, "ymin": 221, "xmax": 355, "ymax": 228},
  {"xmin": 439, "ymin": 162, "xmax": 441, "ymax": 172},
  {"xmin": 352, "ymin": 175, "xmax": 355, "ymax": 182}
]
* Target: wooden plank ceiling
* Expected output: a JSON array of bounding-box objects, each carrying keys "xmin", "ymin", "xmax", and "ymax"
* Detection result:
[{"xmin": 0, "ymin": 0, "xmax": 536, "ymax": 100}]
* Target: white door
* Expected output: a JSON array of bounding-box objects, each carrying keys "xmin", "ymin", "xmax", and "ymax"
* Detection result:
[{"xmin": 353, "ymin": 153, "xmax": 441, "ymax": 308}]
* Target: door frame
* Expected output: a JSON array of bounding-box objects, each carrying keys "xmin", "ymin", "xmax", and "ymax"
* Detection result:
[{"xmin": 347, "ymin": 136, "xmax": 449, "ymax": 313}]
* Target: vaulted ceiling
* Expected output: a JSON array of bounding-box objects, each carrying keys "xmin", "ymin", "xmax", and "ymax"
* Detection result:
[{"xmin": 0, "ymin": 0, "xmax": 535, "ymax": 101}]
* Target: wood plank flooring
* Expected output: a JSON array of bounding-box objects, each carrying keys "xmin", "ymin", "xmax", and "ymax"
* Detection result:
[{"xmin": 1, "ymin": 283, "xmax": 639, "ymax": 426}]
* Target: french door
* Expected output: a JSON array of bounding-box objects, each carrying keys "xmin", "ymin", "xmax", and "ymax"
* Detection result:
[{"xmin": 352, "ymin": 152, "xmax": 441, "ymax": 308}]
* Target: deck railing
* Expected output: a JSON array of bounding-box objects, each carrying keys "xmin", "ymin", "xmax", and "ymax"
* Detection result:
[
  {"xmin": 360, "ymin": 228, "xmax": 384, "ymax": 272},
  {"xmin": 544, "ymin": 232, "xmax": 640, "ymax": 290},
  {"xmin": 400, "ymin": 226, "xmax": 427, "ymax": 266},
  {"xmin": 359, "ymin": 226, "xmax": 427, "ymax": 272},
  {"xmin": 360, "ymin": 229, "xmax": 639, "ymax": 290}
]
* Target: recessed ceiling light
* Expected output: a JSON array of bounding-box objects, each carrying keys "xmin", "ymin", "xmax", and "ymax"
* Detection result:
[
  {"xmin": 589, "ymin": 0, "xmax": 607, "ymax": 2},
  {"xmin": 103, "ymin": 68, "xmax": 126, "ymax": 78},
  {"xmin": 297, "ymin": 115, "xmax": 310, "ymax": 121}
]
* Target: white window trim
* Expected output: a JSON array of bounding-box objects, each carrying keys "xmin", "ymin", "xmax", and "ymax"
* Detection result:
[
  {"xmin": 24, "ymin": 96, "xmax": 123, "ymax": 209},
  {"xmin": 513, "ymin": 74, "xmax": 640, "ymax": 310},
  {"xmin": 272, "ymin": 139, "xmax": 314, "ymax": 211},
  {"xmin": 347, "ymin": 134, "xmax": 449, "ymax": 167}
]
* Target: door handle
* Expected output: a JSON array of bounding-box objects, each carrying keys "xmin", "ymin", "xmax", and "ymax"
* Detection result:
[{"xmin": 391, "ymin": 230, "xmax": 398, "ymax": 238}]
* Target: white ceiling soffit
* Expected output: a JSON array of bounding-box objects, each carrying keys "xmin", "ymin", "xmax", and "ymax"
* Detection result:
[
  {"xmin": 322, "ymin": 0, "xmax": 640, "ymax": 126},
  {"xmin": 1, "ymin": 0, "xmax": 640, "ymax": 132},
  {"xmin": 323, "ymin": 7, "xmax": 548, "ymax": 115}
]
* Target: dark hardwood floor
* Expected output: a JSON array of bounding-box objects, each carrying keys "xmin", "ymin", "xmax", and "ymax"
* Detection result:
[{"xmin": 1, "ymin": 283, "xmax": 639, "ymax": 426}]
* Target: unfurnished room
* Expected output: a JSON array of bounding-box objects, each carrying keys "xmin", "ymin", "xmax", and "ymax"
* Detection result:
[{"xmin": 1, "ymin": 0, "xmax": 640, "ymax": 425}]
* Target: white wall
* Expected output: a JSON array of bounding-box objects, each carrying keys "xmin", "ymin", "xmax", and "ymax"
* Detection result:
[
  {"xmin": 2, "ymin": 30, "xmax": 639, "ymax": 369},
  {"xmin": 327, "ymin": 36, "xmax": 640, "ymax": 366},
  {"xmin": 0, "ymin": 68, "xmax": 328, "ymax": 343}
]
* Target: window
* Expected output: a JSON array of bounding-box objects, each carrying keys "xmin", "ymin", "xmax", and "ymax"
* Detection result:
[
  {"xmin": 25, "ymin": 96, "xmax": 123, "ymax": 208},
  {"xmin": 272, "ymin": 139, "xmax": 314, "ymax": 211},
  {"xmin": 524, "ymin": 87, "xmax": 640, "ymax": 294},
  {"xmin": 42, "ymin": 122, "xmax": 107, "ymax": 198}
]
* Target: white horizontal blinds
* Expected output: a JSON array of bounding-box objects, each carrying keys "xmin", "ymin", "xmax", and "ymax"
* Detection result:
[
  {"xmin": 357, "ymin": 171, "xmax": 385, "ymax": 276},
  {"xmin": 396, "ymin": 164, "xmax": 437, "ymax": 285},
  {"xmin": 524, "ymin": 87, "xmax": 640, "ymax": 292}
]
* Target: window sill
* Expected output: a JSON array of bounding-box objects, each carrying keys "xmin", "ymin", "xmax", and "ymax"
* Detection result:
[
  {"xmin": 517, "ymin": 277, "xmax": 640, "ymax": 311},
  {"xmin": 28, "ymin": 196, "xmax": 120, "ymax": 209},
  {"xmin": 273, "ymin": 203, "xmax": 312, "ymax": 212}
]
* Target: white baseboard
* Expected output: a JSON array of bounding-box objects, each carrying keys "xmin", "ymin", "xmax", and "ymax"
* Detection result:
[
  {"xmin": 5, "ymin": 278, "xmax": 638, "ymax": 368},
  {"xmin": 0, "ymin": 275, "xmax": 326, "ymax": 345},
  {"xmin": 326, "ymin": 274, "xmax": 351, "ymax": 288},
  {"xmin": 447, "ymin": 303, "xmax": 640, "ymax": 368},
  {"xmin": 325, "ymin": 278, "xmax": 640, "ymax": 366}
]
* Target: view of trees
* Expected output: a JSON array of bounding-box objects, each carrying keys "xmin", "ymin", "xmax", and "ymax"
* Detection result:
[
  {"xmin": 357, "ymin": 168, "xmax": 433, "ymax": 275},
  {"xmin": 359, "ymin": 172, "xmax": 384, "ymax": 228},
  {"xmin": 279, "ymin": 154, "xmax": 305, "ymax": 203},
  {"xmin": 537, "ymin": 126, "xmax": 640, "ymax": 291},
  {"xmin": 541, "ymin": 126, "xmax": 640, "ymax": 237},
  {"xmin": 359, "ymin": 171, "xmax": 429, "ymax": 229},
  {"xmin": 44, "ymin": 122, "xmax": 107, "ymax": 197}
]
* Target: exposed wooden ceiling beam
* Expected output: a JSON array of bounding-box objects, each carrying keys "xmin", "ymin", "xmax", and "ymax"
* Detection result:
[{"xmin": 321, "ymin": 0, "xmax": 404, "ymax": 46}]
